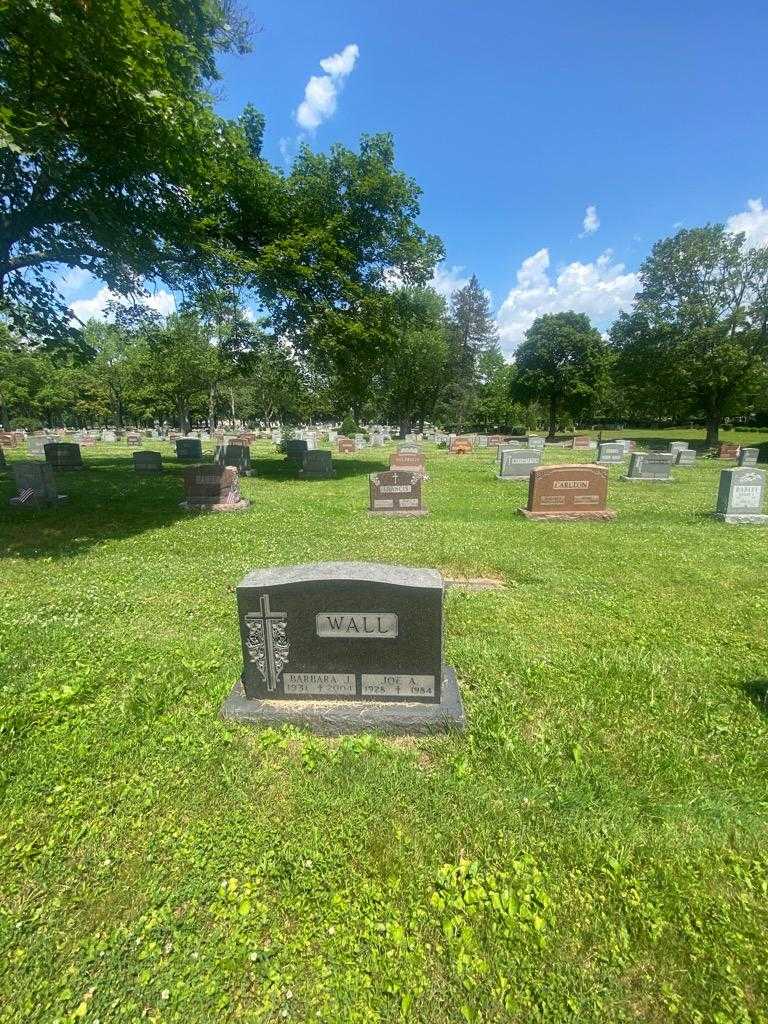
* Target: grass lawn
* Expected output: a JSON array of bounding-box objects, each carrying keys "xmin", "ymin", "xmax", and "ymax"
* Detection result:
[{"xmin": 1, "ymin": 429, "xmax": 767, "ymax": 1023}]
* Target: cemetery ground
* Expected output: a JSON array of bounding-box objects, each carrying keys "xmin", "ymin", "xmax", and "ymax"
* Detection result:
[{"xmin": 1, "ymin": 431, "xmax": 768, "ymax": 1024}]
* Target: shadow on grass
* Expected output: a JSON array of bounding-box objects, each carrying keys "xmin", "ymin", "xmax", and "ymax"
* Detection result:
[
  {"xmin": 0, "ymin": 454, "xmax": 391, "ymax": 560},
  {"xmin": 741, "ymin": 679, "xmax": 768, "ymax": 716},
  {"xmin": 0, "ymin": 457, "xmax": 191, "ymax": 561}
]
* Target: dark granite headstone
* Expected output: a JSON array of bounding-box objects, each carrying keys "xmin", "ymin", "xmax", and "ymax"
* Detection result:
[
  {"xmin": 9, "ymin": 461, "xmax": 67, "ymax": 506},
  {"xmin": 738, "ymin": 447, "xmax": 759, "ymax": 467},
  {"xmin": 284, "ymin": 439, "xmax": 309, "ymax": 462},
  {"xmin": 369, "ymin": 470, "xmax": 427, "ymax": 516},
  {"xmin": 498, "ymin": 449, "xmax": 541, "ymax": 479},
  {"xmin": 181, "ymin": 464, "xmax": 249, "ymax": 511},
  {"xmin": 220, "ymin": 563, "xmax": 464, "ymax": 734},
  {"xmin": 622, "ymin": 451, "xmax": 675, "ymax": 482},
  {"xmin": 215, "ymin": 443, "xmax": 254, "ymax": 476},
  {"xmin": 176, "ymin": 438, "xmax": 203, "ymax": 462},
  {"xmin": 520, "ymin": 464, "xmax": 616, "ymax": 521},
  {"xmin": 299, "ymin": 450, "xmax": 335, "ymax": 479},
  {"xmin": 44, "ymin": 442, "xmax": 83, "ymax": 470},
  {"xmin": 133, "ymin": 451, "xmax": 163, "ymax": 474},
  {"xmin": 714, "ymin": 468, "xmax": 767, "ymax": 524}
]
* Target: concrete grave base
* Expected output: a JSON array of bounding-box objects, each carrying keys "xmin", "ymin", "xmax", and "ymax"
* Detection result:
[
  {"xmin": 179, "ymin": 499, "xmax": 250, "ymax": 512},
  {"xmin": 714, "ymin": 513, "xmax": 768, "ymax": 525},
  {"xmin": 220, "ymin": 665, "xmax": 465, "ymax": 736},
  {"xmin": 367, "ymin": 508, "xmax": 429, "ymax": 517},
  {"xmin": 518, "ymin": 508, "xmax": 617, "ymax": 521},
  {"xmin": 496, "ymin": 474, "xmax": 532, "ymax": 482}
]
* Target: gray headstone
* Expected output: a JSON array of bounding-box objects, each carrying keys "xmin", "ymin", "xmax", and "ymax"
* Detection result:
[
  {"xmin": 498, "ymin": 449, "xmax": 542, "ymax": 479},
  {"xmin": 44, "ymin": 442, "xmax": 83, "ymax": 470},
  {"xmin": 715, "ymin": 467, "xmax": 767, "ymax": 524},
  {"xmin": 299, "ymin": 450, "xmax": 335, "ymax": 479},
  {"xmin": 176, "ymin": 438, "xmax": 203, "ymax": 462},
  {"xmin": 133, "ymin": 451, "xmax": 163, "ymax": 474},
  {"xmin": 397, "ymin": 444, "xmax": 421, "ymax": 455},
  {"xmin": 353, "ymin": 434, "xmax": 366, "ymax": 451},
  {"xmin": 219, "ymin": 563, "xmax": 464, "ymax": 735},
  {"xmin": 284, "ymin": 439, "xmax": 308, "ymax": 462},
  {"xmin": 596, "ymin": 442, "xmax": 625, "ymax": 464},
  {"xmin": 215, "ymin": 443, "xmax": 254, "ymax": 476},
  {"xmin": 676, "ymin": 449, "xmax": 696, "ymax": 466},
  {"xmin": 669, "ymin": 441, "xmax": 689, "ymax": 454},
  {"xmin": 526, "ymin": 436, "xmax": 546, "ymax": 451},
  {"xmin": 10, "ymin": 461, "xmax": 66, "ymax": 506},
  {"xmin": 738, "ymin": 447, "xmax": 759, "ymax": 467},
  {"xmin": 623, "ymin": 451, "xmax": 675, "ymax": 482}
]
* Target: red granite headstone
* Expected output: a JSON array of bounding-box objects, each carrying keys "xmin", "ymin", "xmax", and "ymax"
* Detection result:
[
  {"xmin": 338, "ymin": 437, "xmax": 355, "ymax": 453},
  {"xmin": 389, "ymin": 451, "xmax": 427, "ymax": 478},
  {"xmin": 181, "ymin": 465, "xmax": 249, "ymax": 511},
  {"xmin": 451, "ymin": 438, "xmax": 473, "ymax": 454},
  {"xmin": 718, "ymin": 443, "xmax": 740, "ymax": 459},
  {"xmin": 369, "ymin": 469, "xmax": 427, "ymax": 515},
  {"xmin": 520, "ymin": 464, "xmax": 616, "ymax": 521},
  {"xmin": 572, "ymin": 435, "xmax": 591, "ymax": 449}
]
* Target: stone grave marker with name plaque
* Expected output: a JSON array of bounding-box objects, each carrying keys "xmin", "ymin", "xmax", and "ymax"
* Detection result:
[
  {"xmin": 369, "ymin": 469, "xmax": 427, "ymax": 516},
  {"xmin": 133, "ymin": 451, "xmax": 163, "ymax": 474},
  {"xmin": 220, "ymin": 562, "xmax": 464, "ymax": 734},
  {"xmin": 718, "ymin": 442, "xmax": 740, "ymax": 460},
  {"xmin": 714, "ymin": 468, "xmax": 767, "ymax": 524},
  {"xmin": 676, "ymin": 449, "xmax": 696, "ymax": 466},
  {"xmin": 596, "ymin": 442, "xmax": 626, "ymax": 464},
  {"xmin": 180, "ymin": 465, "xmax": 249, "ymax": 511},
  {"xmin": 10, "ymin": 461, "xmax": 67, "ymax": 507},
  {"xmin": 738, "ymin": 447, "xmax": 759, "ymax": 467},
  {"xmin": 622, "ymin": 451, "xmax": 675, "ymax": 482},
  {"xmin": 337, "ymin": 437, "xmax": 355, "ymax": 453},
  {"xmin": 669, "ymin": 441, "xmax": 689, "ymax": 455},
  {"xmin": 498, "ymin": 448, "xmax": 541, "ymax": 480},
  {"xmin": 520, "ymin": 464, "xmax": 616, "ymax": 521},
  {"xmin": 299, "ymin": 450, "xmax": 335, "ymax": 479},
  {"xmin": 44, "ymin": 442, "xmax": 84, "ymax": 470},
  {"xmin": 389, "ymin": 451, "xmax": 428, "ymax": 479}
]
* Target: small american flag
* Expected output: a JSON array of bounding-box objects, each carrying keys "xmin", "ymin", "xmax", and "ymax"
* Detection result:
[{"xmin": 17, "ymin": 488, "xmax": 36, "ymax": 504}]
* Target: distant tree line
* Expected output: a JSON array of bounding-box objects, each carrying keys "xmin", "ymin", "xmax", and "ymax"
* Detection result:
[{"xmin": 1, "ymin": 1, "xmax": 767, "ymax": 442}]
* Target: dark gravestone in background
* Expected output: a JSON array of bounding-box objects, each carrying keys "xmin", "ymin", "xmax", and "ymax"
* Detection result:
[
  {"xmin": 738, "ymin": 447, "xmax": 759, "ymax": 467},
  {"xmin": 299, "ymin": 450, "xmax": 335, "ymax": 479},
  {"xmin": 220, "ymin": 563, "xmax": 464, "ymax": 734},
  {"xmin": 215, "ymin": 443, "xmax": 254, "ymax": 477},
  {"xmin": 176, "ymin": 438, "xmax": 203, "ymax": 462},
  {"xmin": 133, "ymin": 451, "xmax": 163, "ymax": 474},
  {"xmin": 44, "ymin": 442, "xmax": 84, "ymax": 470},
  {"xmin": 284, "ymin": 439, "xmax": 309, "ymax": 463},
  {"xmin": 369, "ymin": 470, "xmax": 427, "ymax": 516},
  {"xmin": 10, "ymin": 461, "xmax": 67, "ymax": 506},
  {"xmin": 520, "ymin": 465, "xmax": 617, "ymax": 521}
]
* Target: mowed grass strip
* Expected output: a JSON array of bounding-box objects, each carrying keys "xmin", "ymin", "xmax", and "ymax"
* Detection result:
[{"xmin": 1, "ymin": 432, "xmax": 767, "ymax": 1023}]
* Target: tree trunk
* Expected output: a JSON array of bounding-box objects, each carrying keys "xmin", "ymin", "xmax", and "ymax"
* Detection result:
[
  {"xmin": 548, "ymin": 396, "xmax": 557, "ymax": 439},
  {"xmin": 706, "ymin": 417, "xmax": 720, "ymax": 446},
  {"xmin": 208, "ymin": 385, "xmax": 216, "ymax": 429}
]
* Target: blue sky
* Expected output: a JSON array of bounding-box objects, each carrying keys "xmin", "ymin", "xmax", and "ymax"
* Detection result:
[{"xmin": 69, "ymin": 0, "xmax": 768, "ymax": 353}]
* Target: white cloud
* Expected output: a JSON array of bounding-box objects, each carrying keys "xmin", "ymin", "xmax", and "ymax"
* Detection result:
[
  {"xmin": 495, "ymin": 248, "xmax": 639, "ymax": 353},
  {"xmin": 431, "ymin": 264, "xmax": 470, "ymax": 299},
  {"xmin": 59, "ymin": 267, "xmax": 93, "ymax": 294},
  {"xmin": 295, "ymin": 43, "xmax": 359, "ymax": 131},
  {"xmin": 726, "ymin": 198, "xmax": 768, "ymax": 249},
  {"xmin": 70, "ymin": 286, "xmax": 175, "ymax": 323},
  {"xmin": 580, "ymin": 204, "xmax": 600, "ymax": 236}
]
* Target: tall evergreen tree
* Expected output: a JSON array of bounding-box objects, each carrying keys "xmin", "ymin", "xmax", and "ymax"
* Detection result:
[{"xmin": 448, "ymin": 274, "xmax": 499, "ymax": 381}]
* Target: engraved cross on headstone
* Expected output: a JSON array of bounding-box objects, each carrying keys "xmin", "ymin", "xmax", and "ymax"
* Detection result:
[{"xmin": 247, "ymin": 594, "xmax": 288, "ymax": 692}]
